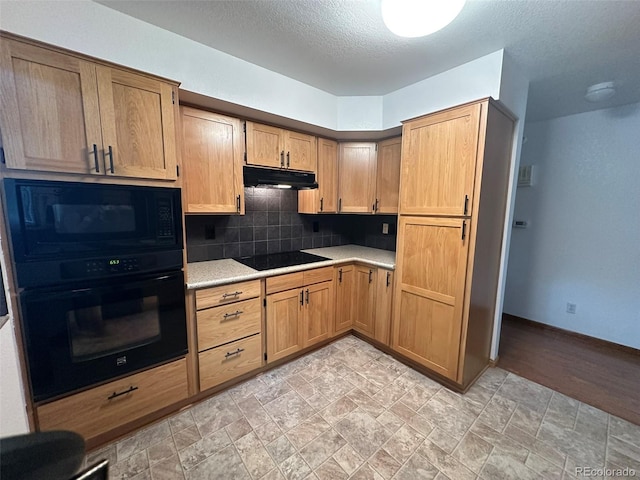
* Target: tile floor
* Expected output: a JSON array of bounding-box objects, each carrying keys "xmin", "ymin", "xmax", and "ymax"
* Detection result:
[{"xmin": 86, "ymin": 336, "xmax": 640, "ymax": 480}]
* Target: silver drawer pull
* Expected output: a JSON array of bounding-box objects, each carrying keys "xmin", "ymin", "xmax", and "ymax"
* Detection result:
[
  {"xmin": 222, "ymin": 291, "xmax": 242, "ymax": 299},
  {"xmin": 107, "ymin": 385, "xmax": 138, "ymax": 400},
  {"xmin": 225, "ymin": 348, "xmax": 244, "ymax": 358},
  {"xmin": 223, "ymin": 310, "xmax": 243, "ymax": 319}
]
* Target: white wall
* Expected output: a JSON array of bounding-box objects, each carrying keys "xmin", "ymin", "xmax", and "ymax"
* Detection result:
[
  {"xmin": 503, "ymin": 103, "xmax": 640, "ymax": 349},
  {"xmin": 0, "ymin": 319, "xmax": 29, "ymax": 436},
  {"xmin": 490, "ymin": 52, "xmax": 530, "ymax": 359},
  {"xmin": 0, "ymin": 0, "xmax": 505, "ymax": 132},
  {"xmin": 382, "ymin": 50, "xmax": 504, "ymax": 129}
]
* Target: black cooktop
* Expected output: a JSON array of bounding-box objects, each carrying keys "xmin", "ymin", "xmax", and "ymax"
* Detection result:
[{"xmin": 234, "ymin": 251, "xmax": 330, "ymax": 271}]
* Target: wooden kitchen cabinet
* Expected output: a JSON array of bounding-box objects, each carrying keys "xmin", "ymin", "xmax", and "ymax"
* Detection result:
[
  {"xmin": 0, "ymin": 36, "xmax": 179, "ymax": 181},
  {"xmin": 393, "ymin": 99, "xmax": 515, "ymax": 388},
  {"xmin": 303, "ymin": 281, "xmax": 334, "ymax": 347},
  {"xmin": 246, "ymin": 121, "xmax": 316, "ymax": 172},
  {"xmin": 399, "ymin": 103, "xmax": 481, "ymax": 216},
  {"xmin": 353, "ymin": 265, "xmax": 376, "ymax": 335},
  {"xmin": 374, "ymin": 269, "xmax": 394, "ymax": 344},
  {"xmin": 392, "ymin": 217, "xmax": 470, "ymax": 380},
  {"xmin": 338, "ymin": 142, "xmax": 377, "ymax": 213},
  {"xmin": 375, "ymin": 137, "xmax": 402, "ymax": 214},
  {"xmin": 181, "ymin": 107, "xmax": 244, "ymax": 214},
  {"xmin": 266, "ymin": 268, "xmax": 334, "ymax": 362},
  {"xmin": 37, "ymin": 358, "xmax": 188, "ymax": 445},
  {"xmin": 333, "ymin": 264, "xmax": 355, "ymax": 335},
  {"xmin": 195, "ymin": 279, "xmax": 263, "ymax": 392},
  {"xmin": 298, "ymin": 138, "xmax": 338, "ymax": 213},
  {"xmin": 266, "ymin": 288, "xmax": 304, "ymax": 362}
]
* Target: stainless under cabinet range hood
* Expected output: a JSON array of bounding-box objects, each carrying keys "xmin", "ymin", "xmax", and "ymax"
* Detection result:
[{"xmin": 243, "ymin": 166, "xmax": 318, "ymax": 189}]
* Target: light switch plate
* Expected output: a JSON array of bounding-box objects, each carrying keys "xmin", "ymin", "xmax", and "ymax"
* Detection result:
[{"xmin": 382, "ymin": 223, "xmax": 389, "ymax": 234}]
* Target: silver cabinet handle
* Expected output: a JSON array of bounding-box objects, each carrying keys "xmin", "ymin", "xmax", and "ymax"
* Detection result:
[
  {"xmin": 386, "ymin": 271, "xmax": 391, "ymax": 287},
  {"xmin": 222, "ymin": 291, "xmax": 242, "ymax": 299},
  {"xmin": 223, "ymin": 310, "xmax": 243, "ymax": 319},
  {"xmin": 280, "ymin": 150, "xmax": 285, "ymax": 167},
  {"xmin": 286, "ymin": 151, "xmax": 290, "ymax": 168},
  {"xmin": 305, "ymin": 288, "xmax": 309, "ymax": 305},
  {"xmin": 225, "ymin": 348, "xmax": 244, "ymax": 358},
  {"xmin": 368, "ymin": 269, "xmax": 373, "ymax": 283},
  {"xmin": 338, "ymin": 268, "xmax": 343, "ymax": 283}
]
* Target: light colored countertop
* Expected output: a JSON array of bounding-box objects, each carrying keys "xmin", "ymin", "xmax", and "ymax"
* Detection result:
[{"xmin": 186, "ymin": 245, "xmax": 396, "ymax": 290}]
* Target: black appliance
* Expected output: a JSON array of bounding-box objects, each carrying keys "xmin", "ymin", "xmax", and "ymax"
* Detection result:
[
  {"xmin": 21, "ymin": 270, "xmax": 187, "ymax": 402},
  {"xmin": 4, "ymin": 178, "xmax": 183, "ymax": 288},
  {"xmin": 243, "ymin": 166, "xmax": 318, "ymax": 189},
  {"xmin": 4, "ymin": 179, "xmax": 187, "ymax": 402},
  {"xmin": 235, "ymin": 251, "xmax": 330, "ymax": 271}
]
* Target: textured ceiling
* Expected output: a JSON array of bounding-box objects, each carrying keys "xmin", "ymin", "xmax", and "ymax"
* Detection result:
[{"xmin": 96, "ymin": 0, "xmax": 640, "ymax": 121}]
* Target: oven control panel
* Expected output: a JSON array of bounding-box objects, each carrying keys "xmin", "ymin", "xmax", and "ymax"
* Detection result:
[{"xmin": 85, "ymin": 258, "xmax": 140, "ymax": 274}]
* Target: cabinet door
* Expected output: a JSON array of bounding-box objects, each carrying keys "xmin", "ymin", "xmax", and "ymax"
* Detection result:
[
  {"xmin": 353, "ymin": 265, "xmax": 376, "ymax": 335},
  {"xmin": 375, "ymin": 137, "xmax": 401, "ymax": 214},
  {"xmin": 266, "ymin": 288, "xmax": 304, "ymax": 362},
  {"xmin": 374, "ymin": 269, "xmax": 394, "ymax": 345},
  {"xmin": 391, "ymin": 216, "xmax": 470, "ymax": 380},
  {"xmin": 181, "ymin": 107, "xmax": 244, "ymax": 214},
  {"xmin": 338, "ymin": 143, "xmax": 377, "ymax": 213},
  {"xmin": 96, "ymin": 66, "xmax": 177, "ymax": 180},
  {"xmin": 298, "ymin": 137, "xmax": 338, "ymax": 213},
  {"xmin": 334, "ymin": 265, "xmax": 355, "ymax": 334},
  {"xmin": 0, "ymin": 39, "xmax": 102, "ymax": 174},
  {"xmin": 400, "ymin": 104, "xmax": 481, "ymax": 216},
  {"xmin": 303, "ymin": 281, "xmax": 334, "ymax": 347},
  {"xmin": 246, "ymin": 122, "xmax": 284, "ymax": 168},
  {"xmin": 284, "ymin": 130, "xmax": 316, "ymax": 172}
]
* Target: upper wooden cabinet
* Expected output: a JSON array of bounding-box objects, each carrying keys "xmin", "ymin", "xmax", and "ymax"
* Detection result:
[
  {"xmin": 180, "ymin": 107, "xmax": 244, "ymax": 214},
  {"xmin": 338, "ymin": 142, "xmax": 377, "ymax": 213},
  {"xmin": 298, "ymin": 137, "xmax": 338, "ymax": 214},
  {"xmin": 245, "ymin": 122, "xmax": 316, "ymax": 172},
  {"xmin": 400, "ymin": 104, "xmax": 481, "ymax": 216},
  {"xmin": 375, "ymin": 137, "xmax": 402, "ymax": 214},
  {"xmin": 0, "ymin": 37, "xmax": 179, "ymax": 181}
]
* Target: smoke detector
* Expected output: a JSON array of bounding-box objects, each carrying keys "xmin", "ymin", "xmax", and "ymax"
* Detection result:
[{"xmin": 584, "ymin": 82, "xmax": 616, "ymax": 103}]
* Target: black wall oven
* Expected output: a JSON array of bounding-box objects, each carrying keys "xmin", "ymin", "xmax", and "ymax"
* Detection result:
[{"xmin": 4, "ymin": 179, "xmax": 188, "ymax": 402}]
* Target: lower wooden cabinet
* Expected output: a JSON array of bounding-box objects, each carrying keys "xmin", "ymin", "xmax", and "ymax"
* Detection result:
[
  {"xmin": 37, "ymin": 358, "xmax": 188, "ymax": 442},
  {"xmin": 333, "ymin": 264, "xmax": 355, "ymax": 334},
  {"xmin": 266, "ymin": 270, "xmax": 334, "ymax": 363},
  {"xmin": 374, "ymin": 269, "xmax": 394, "ymax": 344},
  {"xmin": 353, "ymin": 265, "xmax": 376, "ymax": 335},
  {"xmin": 391, "ymin": 216, "xmax": 470, "ymax": 381},
  {"xmin": 266, "ymin": 288, "xmax": 304, "ymax": 362},
  {"xmin": 199, "ymin": 335, "xmax": 263, "ymax": 391},
  {"xmin": 196, "ymin": 297, "xmax": 261, "ymax": 351}
]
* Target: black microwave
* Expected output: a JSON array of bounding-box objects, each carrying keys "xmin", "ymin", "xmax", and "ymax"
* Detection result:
[{"xmin": 4, "ymin": 179, "xmax": 183, "ymax": 288}]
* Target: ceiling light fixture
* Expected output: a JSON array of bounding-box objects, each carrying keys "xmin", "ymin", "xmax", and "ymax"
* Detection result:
[
  {"xmin": 381, "ymin": 0, "xmax": 466, "ymax": 38},
  {"xmin": 584, "ymin": 82, "xmax": 616, "ymax": 103}
]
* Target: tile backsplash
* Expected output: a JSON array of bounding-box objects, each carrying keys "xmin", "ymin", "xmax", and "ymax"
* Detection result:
[{"xmin": 186, "ymin": 188, "xmax": 397, "ymax": 262}]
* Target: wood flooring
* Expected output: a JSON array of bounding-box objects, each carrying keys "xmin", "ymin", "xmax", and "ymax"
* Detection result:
[{"xmin": 498, "ymin": 314, "xmax": 640, "ymax": 426}]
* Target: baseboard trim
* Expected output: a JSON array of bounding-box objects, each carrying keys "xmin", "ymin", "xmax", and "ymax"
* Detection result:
[{"xmin": 502, "ymin": 314, "xmax": 640, "ymax": 357}]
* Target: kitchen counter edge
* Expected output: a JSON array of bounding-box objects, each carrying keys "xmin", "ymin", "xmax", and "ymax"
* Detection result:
[{"xmin": 186, "ymin": 246, "xmax": 396, "ymax": 290}]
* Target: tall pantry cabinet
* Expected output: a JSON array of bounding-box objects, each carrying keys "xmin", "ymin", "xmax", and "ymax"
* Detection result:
[{"xmin": 391, "ymin": 99, "xmax": 515, "ymax": 389}]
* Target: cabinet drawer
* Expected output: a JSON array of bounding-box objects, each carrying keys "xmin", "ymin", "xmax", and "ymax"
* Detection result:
[
  {"xmin": 197, "ymin": 298, "xmax": 262, "ymax": 351},
  {"xmin": 266, "ymin": 272, "xmax": 304, "ymax": 295},
  {"xmin": 303, "ymin": 267, "xmax": 333, "ymax": 285},
  {"xmin": 196, "ymin": 280, "xmax": 261, "ymax": 309},
  {"xmin": 199, "ymin": 334, "xmax": 263, "ymax": 391},
  {"xmin": 37, "ymin": 358, "xmax": 188, "ymax": 441}
]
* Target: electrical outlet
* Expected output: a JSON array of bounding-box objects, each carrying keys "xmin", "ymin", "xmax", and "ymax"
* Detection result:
[
  {"xmin": 566, "ymin": 303, "xmax": 577, "ymax": 314},
  {"xmin": 382, "ymin": 223, "xmax": 389, "ymax": 234}
]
